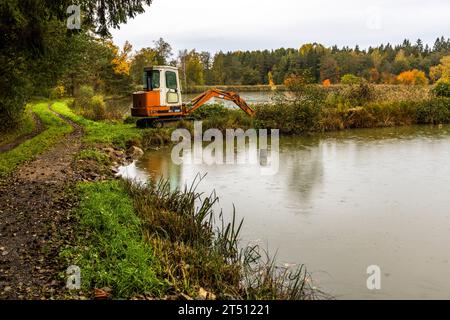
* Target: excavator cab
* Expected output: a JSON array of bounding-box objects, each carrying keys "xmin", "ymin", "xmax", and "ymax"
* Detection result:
[{"xmin": 132, "ymin": 66, "xmax": 183, "ymax": 118}]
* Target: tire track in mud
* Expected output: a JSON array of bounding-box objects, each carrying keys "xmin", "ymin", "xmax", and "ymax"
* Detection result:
[{"xmin": 0, "ymin": 104, "xmax": 83, "ymax": 299}]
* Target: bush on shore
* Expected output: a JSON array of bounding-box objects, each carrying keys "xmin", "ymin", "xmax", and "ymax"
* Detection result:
[
  {"xmin": 255, "ymin": 97, "xmax": 450, "ymax": 133},
  {"xmin": 72, "ymin": 85, "xmax": 123, "ymax": 121},
  {"xmin": 433, "ymin": 80, "xmax": 450, "ymax": 98}
]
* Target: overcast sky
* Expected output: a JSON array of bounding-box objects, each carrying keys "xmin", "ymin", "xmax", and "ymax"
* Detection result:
[{"xmin": 111, "ymin": 0, "xmax": 450, "ymax": 54}]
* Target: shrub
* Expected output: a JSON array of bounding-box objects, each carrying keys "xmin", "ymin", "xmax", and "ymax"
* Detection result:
[
  {"xmin": 49, "ymin": 84, "xmax": 66, "ymax": 99},
  {"xmin": 191, "ymin": 103, "xmax": 229, "ymax": 119},
  {"xmin": 89, "ymin": 95, "xmax": 107, "ymax": 120},
  {"xmin": 75, "ymin": 85, "xmax": 94, "ymax": 109},
  {"xmin": 256, "ymin": 100, "xmax": 321, "ymax": 134},
  {"xmin": 432, "ymin": 80, "xmax": 450, "ymax": 98},
  {"xmin": 416, "ymin": 97, "xmax": 450, "ymax": 124},
  {"xmin": 341, "ymin": 74, "xmax": 362, "ymax": 85},
  {"xmin": 190, "ymin": 103, "xmax": 254, "ymax": 131},
  {"xmin": 343, "ymin": 81, "xmax": 375, "ymax": 105}
]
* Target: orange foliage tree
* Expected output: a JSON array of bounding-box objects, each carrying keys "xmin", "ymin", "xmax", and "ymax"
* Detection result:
[
  {"xmin": 322, "ymin": 79, "xmax": 331, "ymax": 87},
  {"xmin": 396, "ymin": 69, "xmax": 428, "ymax": 85}
]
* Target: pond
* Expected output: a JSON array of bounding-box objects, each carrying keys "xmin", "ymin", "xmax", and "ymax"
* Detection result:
[
  {"xmin": 183, "ymin": 91, "xmax": 281, "ymax": 105},
  {"xmin": 118, "ymin": 124, "xmax": 450, "ymax": 299}
]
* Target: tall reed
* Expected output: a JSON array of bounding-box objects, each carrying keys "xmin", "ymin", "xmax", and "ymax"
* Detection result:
[{"xmin": 123, "ymin": 174, "xmax": 322, "ymax": 299}]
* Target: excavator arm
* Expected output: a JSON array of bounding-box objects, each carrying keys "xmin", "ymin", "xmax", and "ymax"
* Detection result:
[{"xmin": 185, "ymin": 89, "xmax": 255, "ymax": 117}]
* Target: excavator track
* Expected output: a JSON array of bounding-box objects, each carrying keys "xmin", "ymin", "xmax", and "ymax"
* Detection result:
[{"xmin": 136, "ymin": 116, "xmax": 194, "ymax": 128}]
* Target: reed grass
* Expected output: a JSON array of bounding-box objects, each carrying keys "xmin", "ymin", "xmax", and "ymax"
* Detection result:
[{"xmin": 123, "ymin": 174, "xmax": 322, "ymax": 300}]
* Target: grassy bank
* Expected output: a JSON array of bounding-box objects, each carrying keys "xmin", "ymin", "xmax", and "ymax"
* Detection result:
[
  {"xmin": 62, "ymin": 177, "xmax": 319, "ymax": 299},
  {"xmin": 60, "ymin": 181, "xmax": 167, "ymax": 298},
  {"xmin": 0, "ymin": 102, "xmax": 73, "ymax": 178},
  {"xmin": 254, "ymin": 97, "xmax": 450, "ymax": 135},
  {"xmin": 52, "ymin": 101, "xmax": 173, "ymax": 149},
  {"xmin": 0, "ymin": 105, "xmax": 35, "ymax": 146}
]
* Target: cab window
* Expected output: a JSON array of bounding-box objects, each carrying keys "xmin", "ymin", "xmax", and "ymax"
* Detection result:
[
  {"xmin": 165, "ymin": 71, "xmax": 178, "ymax": 90},
  {"xmin": 143, "ymin": 70, "xmax": 160, "ymax": 90}
]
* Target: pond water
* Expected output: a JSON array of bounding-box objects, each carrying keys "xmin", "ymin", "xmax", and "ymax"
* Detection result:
[
  {"xmin": 183, "ymin": 91, "xmax": 281, "ymax": 105},
  {"xmin": 119, "ymin": 125, "xmax": 450, "ymax": 299}
]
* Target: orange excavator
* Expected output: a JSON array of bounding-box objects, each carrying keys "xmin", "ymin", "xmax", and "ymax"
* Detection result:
[{"xmin": 132, "ymin": 65, "xmax": 255, "ymax": 128}]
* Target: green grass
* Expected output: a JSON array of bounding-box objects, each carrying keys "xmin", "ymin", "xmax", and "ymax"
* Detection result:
[
  {"xmin": 0, "ymin": 105, "xmax": 35, "ymax": 146},
  {"xmin": 60, "ymin": 180, "xmax": 167, "ymax": 298},
  {"xmin": 75, "ymin": 148, "xmax": 111, "ymax": 165},
  {"xmin": 0, "ymin": 102, "xmax": 72, "ymax": 178},
  {"xmin": 52, "ymin": 100, "xmax": 173, "ymax": 148},
  {"xmin": 52, "ymin": 100, "xmax": 141, "ymax": 147}
]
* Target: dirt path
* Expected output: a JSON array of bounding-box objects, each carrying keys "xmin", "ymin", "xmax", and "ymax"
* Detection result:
[
  {"xmin": 0, "ymin": 112, "xmax": 44, "ymax": 153},
  {"xmin": 0, "ymin": 105, "xmax": 83, "ymax": 299}
]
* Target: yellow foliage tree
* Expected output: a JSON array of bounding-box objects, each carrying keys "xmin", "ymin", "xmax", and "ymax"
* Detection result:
[
  {"xmin": 299, "ymin": 43, "xmax": 327, "ymax": 55},
  {"xmin": 268, "ymin": 71, "xmax": 275, "ymax": 89},
  {"xmin": 429, "ymin": 55, "xmax": 450, "ymax": 83},
  {"xmin": 396, "ymin": 69, "xmax": 428, "ymax": 85},
  {"xmin": 111, "ymin": 41, "xmax": 133, "ymax": 76},
  {"xmin": 429, "ymin": 65, "xmax": 442, "ymax": 83},
  {"xmin": 441, "ymin": 56, "xmax": 450, "ymax": 80}
]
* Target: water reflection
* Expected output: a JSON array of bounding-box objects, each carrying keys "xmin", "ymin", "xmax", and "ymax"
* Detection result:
[
  {"xmin": 279, "ymin": 139, "xmax": 324, "ymax": 210},
  {"xmin": 117, "ymin": 147, "xmax": 182, "ymax": 188}
]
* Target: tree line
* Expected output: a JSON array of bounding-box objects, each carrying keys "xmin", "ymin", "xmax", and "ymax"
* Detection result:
[
  {"xmin": 124, "ymin": 37, "xmax": 450, "ymax": 88},
  {"xmin": 172, "ymin": 38, "xmax": 450, "ymax": 87}
]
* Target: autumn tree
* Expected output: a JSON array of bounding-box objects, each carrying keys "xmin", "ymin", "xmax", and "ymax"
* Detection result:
[
  {"xmin": 429, "ymin": 56, "xmax": 450, "ymax": 83},
  {"xmin": 111, "ymin": 41, "xmax": 133, "ymax": 75},
  {"xmin": 396, "ymin": 69, "xmax": 428, "ymax": 85}
]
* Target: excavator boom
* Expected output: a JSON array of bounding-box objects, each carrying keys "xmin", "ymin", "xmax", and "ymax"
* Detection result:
[{"xmin": 186, "ymin": 89, "xmax": 255, "ymax": 117}]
